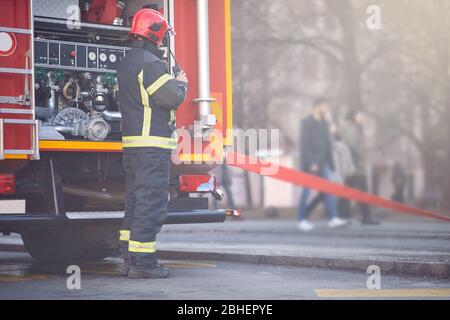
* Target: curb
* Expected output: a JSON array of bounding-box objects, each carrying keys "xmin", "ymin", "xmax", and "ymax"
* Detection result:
[
  {"xmin": 1, "ymin": 242, "xmax": 448, "ymax": 279},
  {"xmin": 0, "ymin": 243, "xmax": 26, "ymax": 253},
  {"xmin": 161, "ymin": 229, "xmax": 450, "ymax": 241},
  {"xmin": 158, "ymin": 250, "xmax": 450, "ymax": 279}
]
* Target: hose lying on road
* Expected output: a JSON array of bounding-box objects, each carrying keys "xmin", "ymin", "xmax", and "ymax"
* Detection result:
[{"xmin": 226, "ymin": 152, "xmax": 450, "ymax": 222}]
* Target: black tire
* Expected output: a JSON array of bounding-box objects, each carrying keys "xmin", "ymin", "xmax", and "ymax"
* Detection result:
[{"xmin": 21, "ymin": 225, "xmax": 118, "ymax": 263}]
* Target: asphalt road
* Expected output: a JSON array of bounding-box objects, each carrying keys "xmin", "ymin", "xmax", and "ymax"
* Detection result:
[{"xmin": 1, "ymin": 251, "xmax": 450, "ymax": 300}]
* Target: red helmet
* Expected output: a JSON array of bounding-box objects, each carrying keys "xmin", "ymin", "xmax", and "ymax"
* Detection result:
[{"xmin": 130, "ymin": 8, "xmax": 175, "ymax": 45}]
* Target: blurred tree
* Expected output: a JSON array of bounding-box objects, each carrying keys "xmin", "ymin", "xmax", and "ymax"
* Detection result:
[
  {"xmin": 378, "ymin": 0, "xmax": 450, "ymax": 208},
  {"xmin": 231, "ymin": 0, "xmax": 450, "ymax": 209}
]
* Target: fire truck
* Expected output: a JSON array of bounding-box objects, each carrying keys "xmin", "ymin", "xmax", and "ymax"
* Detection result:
[{"xmin": 0, "ymin": 0, "xmax": 235, "ymax": 262}]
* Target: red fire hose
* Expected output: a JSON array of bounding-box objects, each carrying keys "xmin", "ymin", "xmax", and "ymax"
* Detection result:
[{"xmin": 226, "ymin": 152, "xmax": 450, "ymax": 222}]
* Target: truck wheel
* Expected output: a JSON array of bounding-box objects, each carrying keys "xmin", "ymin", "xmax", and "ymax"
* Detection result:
[{"xmin": 21, "ymin": 225, "xmax": 118, "ymax": 263}]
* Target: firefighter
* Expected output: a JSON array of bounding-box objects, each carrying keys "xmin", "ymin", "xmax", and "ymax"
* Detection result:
[{"xmin": 117, "ymin": 8, "xmax": 188, "ymax": 279}]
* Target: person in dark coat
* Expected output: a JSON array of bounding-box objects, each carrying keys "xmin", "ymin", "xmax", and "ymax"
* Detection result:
[
  {"xmin": 391, "ymin": 162, "xmax": 406, "ymax": 203},
  {"xmin": 297, "ymin": 98, "xmax": 349, "ymax": 231}
]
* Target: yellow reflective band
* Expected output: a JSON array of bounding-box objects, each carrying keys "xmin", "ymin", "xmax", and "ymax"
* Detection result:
[
  {"xmin": 119, "ymin": 230, "xmax": 130, "ymax": 241},
  {"xmin": 142, "ymin": 105, "xmax": 152, "ymax": 136},
  {"xmin": 146, "ymin": 74, "xmax": 174, "ymax": 96},
  {"xmin": 122, "ymin": 135, "xmax": 177, "ymax": 149},
  {"xmin": 138, "ymin": 70, "xmax": 152, "ymax": 136},
  {"xmin": 128, "ymin": 240, "xmax": 156, "ymax": 253},
  {"xmin": 170, "ymin": 110, "xmax": 175, "ymax": 123},
  {"xmin": 137, "ymin": 70, "xmax": 150, "ymax": 109}
]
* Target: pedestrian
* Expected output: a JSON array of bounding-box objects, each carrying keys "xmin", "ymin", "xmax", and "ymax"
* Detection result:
[
  {"xmin": 304, "ymin": 128, "xmax": 355, "ymax": 218},
  {"xmin": 221, "ymin": 165, "xmax": 236, "ymax": 209},
  {"xmin": 332, "ymin": 131, "xmax": 356, "ymax": 184},
  {"xmin": 333, "ymin": 130, "xmax": 357, "ymax": 218},
  {"xmin": 341, "ymin": 110, "xmax": 379, "ymax": 225},
  {"xmin": 117, "ymin": 8, "xmax": 188, "ymax": 278},
  {"xmin": 391, "ymin": 162, "xmax": 406, "ymax": 203},
  {"xmin": 297, "ymin": 98, "xmax": 349, "ymax": 231}
]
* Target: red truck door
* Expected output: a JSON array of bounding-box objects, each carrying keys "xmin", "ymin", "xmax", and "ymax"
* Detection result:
[{"xmin": 0, "ymin": 0, "xmax": 39, "ymax": 160}]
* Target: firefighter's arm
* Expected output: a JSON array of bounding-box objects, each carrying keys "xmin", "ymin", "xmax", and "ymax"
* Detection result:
[{"xmin": 144, "ymin": 61, "xmax": 187, "ymax": 110}]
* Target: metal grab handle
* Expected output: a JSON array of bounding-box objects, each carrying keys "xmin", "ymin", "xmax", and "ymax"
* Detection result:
[
  {"xmin": 0, "ymin": 55, "xmax": 33, "ymax": 105},
  {"xmin": 0, "ymin": 95, "xmax": 31, "ymax": 106},
  {"xmin": 0, "ymin": 67, "xmax": 33, "ymax": 75},
  {"xmin": 0, "ymin": 119, "xmax": 40, "ymax": 160}
]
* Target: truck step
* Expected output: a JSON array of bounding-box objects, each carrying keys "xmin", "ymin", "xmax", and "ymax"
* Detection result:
[{"xmin": 0, "ymin": 210, "xmax": 229, "ymax": 231}]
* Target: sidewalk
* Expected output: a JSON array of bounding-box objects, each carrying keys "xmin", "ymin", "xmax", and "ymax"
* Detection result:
[
  {"xmin": 1, "ymin": 218, "xmax": 449, "ymax": 278},
  {"xmin": 157, "ymin": 218, "xmax": 450, "ymax": 278}
]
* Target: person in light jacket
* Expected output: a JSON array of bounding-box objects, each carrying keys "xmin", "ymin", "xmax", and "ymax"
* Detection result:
[{"xmin": 341, "ymin": 110, "xmax": 379, "ymax": 225}]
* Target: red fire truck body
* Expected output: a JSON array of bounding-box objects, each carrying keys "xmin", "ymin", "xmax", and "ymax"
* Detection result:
[{"xmin": 0, "ymin": 0, "xmax": 234, "ymax": 262}]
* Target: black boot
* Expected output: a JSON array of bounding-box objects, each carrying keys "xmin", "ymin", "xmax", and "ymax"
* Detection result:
[
  {"xmin": 118, "ymin": 241, "xmax": 129, "ymax": 277},
  {"xmin": 120, "ymin": 257, "xmax": 130, "ymax": 277},
  {"xmin": 128, "ymin": 264, "xmax": 170, "ymax": 279},
  {"xmin": 128, "ymin": 254, "xmax": 170, "ymax": 279}
]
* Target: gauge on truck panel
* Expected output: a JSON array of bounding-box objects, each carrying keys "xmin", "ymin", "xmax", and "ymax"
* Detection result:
[
  {"xmin": 109, "ymin": 53, "xmax": 117, "ymax": 63},
  {"xmin": 99, "ymin": 52, "xmax": 108, "ymax": 62},
  {"xmin": 88, "ymin": 48, "xmax": 98, "ymax": 68}
]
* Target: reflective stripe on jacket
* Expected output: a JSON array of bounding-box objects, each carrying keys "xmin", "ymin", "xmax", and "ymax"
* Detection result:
[{"xmin": 117, "ymin": 41, "xmax": 187, "ymax": 152}]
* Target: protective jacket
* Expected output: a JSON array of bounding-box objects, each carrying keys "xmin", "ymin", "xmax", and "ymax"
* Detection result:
[{"xmin": 118, "ymin": 40, "xmax": 187, "ymax": 152}]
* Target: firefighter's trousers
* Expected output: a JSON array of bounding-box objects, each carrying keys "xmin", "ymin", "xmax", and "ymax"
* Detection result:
[{"xmin": 119, "ymin": 151, "xmax": 171, "ymax": 267}]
